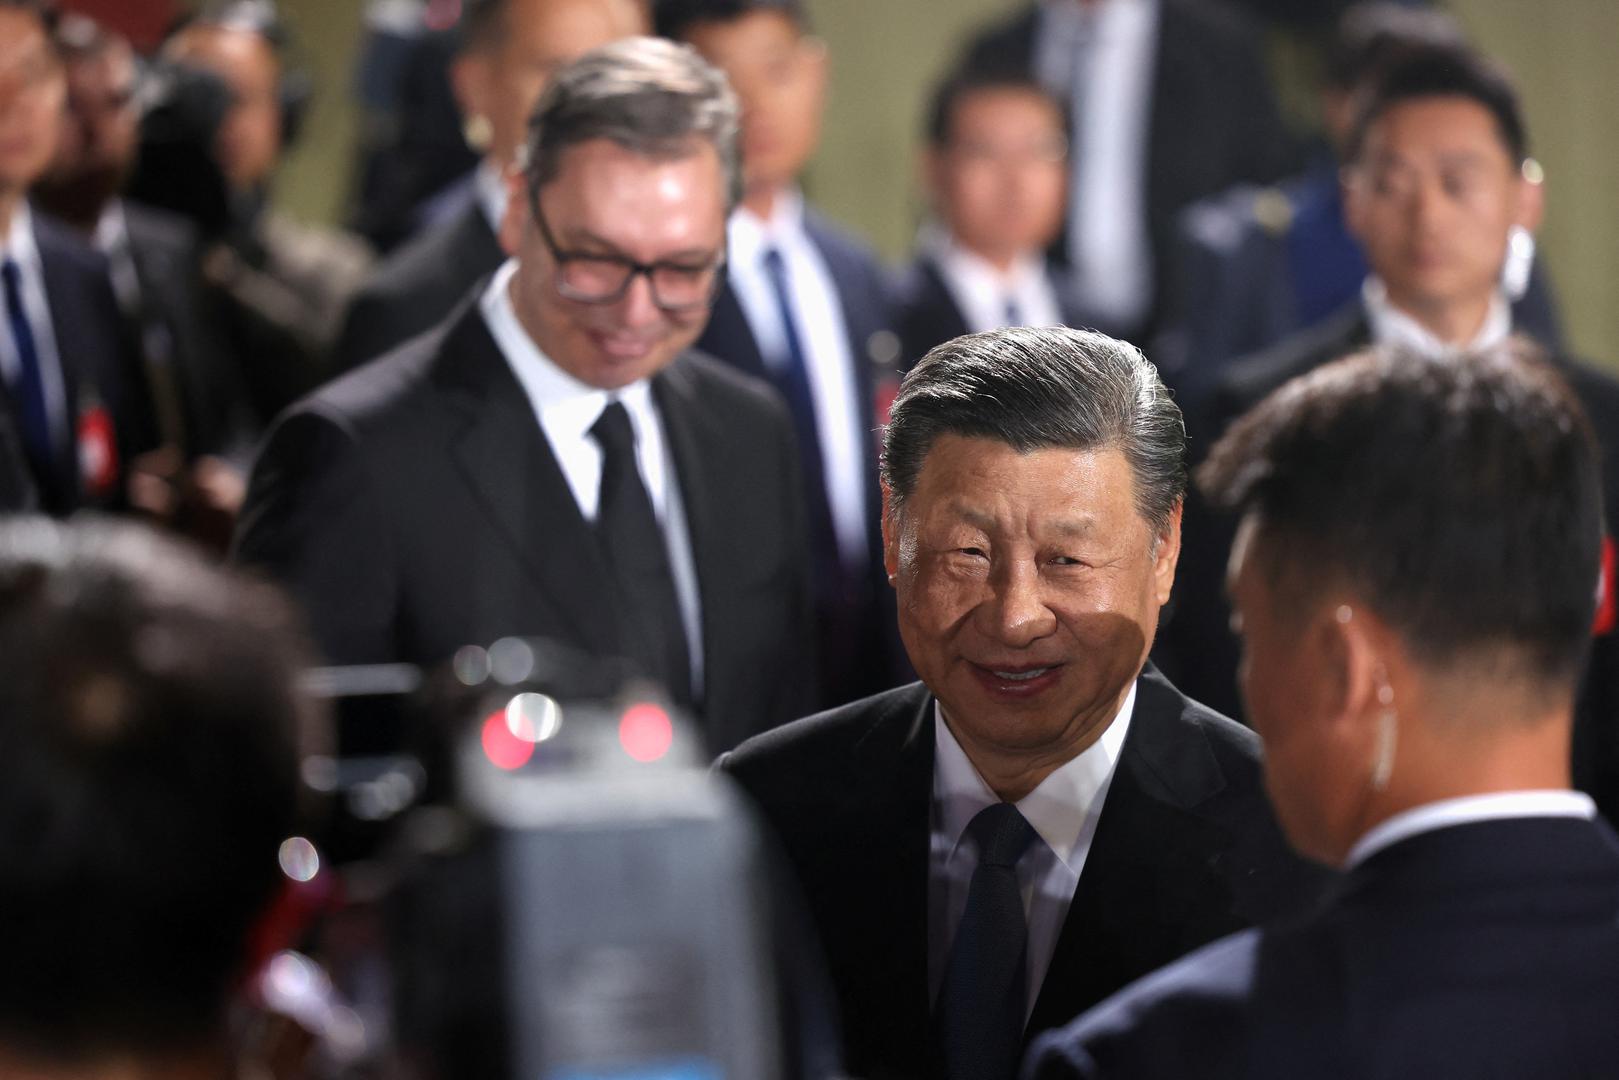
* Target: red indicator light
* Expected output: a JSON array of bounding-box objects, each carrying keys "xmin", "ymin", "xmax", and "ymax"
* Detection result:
[
  {"xmin": 481, "ymin": 709, "xmax": 534, "ymax": 770},
  {"xmin": 618, "ymin": 703, "xmax": 673, "ymax": 763}
]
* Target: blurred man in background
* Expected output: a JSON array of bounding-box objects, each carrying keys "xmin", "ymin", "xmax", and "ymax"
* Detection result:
[
  {"xmin": 1156, "ymin": 2, "xmax": 1563, "ymax": 408},
  {"xmin": 1029, "ymin": 343, "xmax": 1619, "ymax": 1079},
  {"xmin": 34, "ymin": 13, "xmax": 254, "ymax": 545},
  {"xmin": 894, "ymin": 65, "xmax": 1080, "ymax": 370},
  {"xmin": 0, "ymin": 516, "xmax": 320, "ymax": 1078},
  {"xmin": 0, "ymin": 0, "xmax": 151, "ymax": 517},
  {"xmin": 658, "ymin": 0, "xmax": 905, "ymax": 709},
  {"xmin": 962, "ymin": 0, "xmax": 1295, "ymax": 342},
  {"xmin": 164, "ymin": 0, "xmax": 373, "ymax": 426},
  {"xmin": 333, "ymin": 0, "xmax": 648, "ymax": 370}
]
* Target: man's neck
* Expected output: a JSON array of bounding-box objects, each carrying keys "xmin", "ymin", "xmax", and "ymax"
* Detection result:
[
  {"xmin": 0, "ymin": 189, "xmax": 21, "ymax": 244},
  {"xmin": 1389, "ymin": 291, "xmax": 1495, "ymax": 347},
  {"xmin": 740, "ymin": 183, "xmax": 786, "ymax": 223},
  {"xmin": 944, "ymin": 690, "xmax": 1125, "ymax": 803}
]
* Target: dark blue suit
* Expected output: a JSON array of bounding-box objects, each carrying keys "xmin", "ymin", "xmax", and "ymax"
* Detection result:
[
  {"xmin": 694, "ymin": 209, "xmax": 905, "ymax": 707},
  {"xmin": 2, "ymin": 212, "xmax": 152, "ymax": 516},
  {"xmin": 1026, "ymin": 814, "xmax": 1619, "ymax": 1080}
]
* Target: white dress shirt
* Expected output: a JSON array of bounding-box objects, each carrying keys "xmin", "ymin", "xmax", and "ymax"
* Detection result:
[
  {"xmin": 1036, "ymin": 0, "xmax": 1160, "ymax": 330},
  {"xmin": 725, "ymin": 190, "xmax": 870, "ymax": 571},
  {"xmin": 0, "ymin": 202, "xmax": 68, "ymax": 444},
  {"xmin": 1346, "ymin": 790, "xmax": 1597, "ymax": 869},
  {"xmin": 1363, "ymin": 277, "xmax": 1512, "ymax": 358},
  {"xmin": 928, "ymin": 682, "xmax": 1137, "ymax": 1017},
  {"xmin": 922, "ymin": 224, "xmax": 1066, "ymax": 334},
  {"xmin": 480, "ymin": 259, "xmax": 705, "ymax": 693}
]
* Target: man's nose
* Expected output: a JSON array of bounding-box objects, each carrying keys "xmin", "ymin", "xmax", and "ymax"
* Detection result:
[
  {"xmin": 616, "ymin": 270, "xmax": 664, "ymax": 329},
  {"xmin": 981, "ymin": 560, "xmax": 1057, "ymax": 647}
]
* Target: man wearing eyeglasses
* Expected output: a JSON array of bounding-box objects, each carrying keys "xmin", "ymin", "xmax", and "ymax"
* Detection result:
[{"xmin": 235, "ymin": 37, "xmax": 816, "ymax": 752}]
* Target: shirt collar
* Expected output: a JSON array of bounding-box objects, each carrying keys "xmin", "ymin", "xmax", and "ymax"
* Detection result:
[
  {"xmin": 93, "ymin": 200, "xmax": 129, "ymax": 255},
  {"xmin": 933, "ymin": 680, "xmax": 1136, "ymax": 873},
  {"xmin": 727, "ymin": 187, "xmax": 807, "ymax": 270},
  {"xmin": 1345, "ymin": 789, "xmax": 1597, "ymax": 869},
  {"xmin": 475, "ymin": 159, "xmax": 510, "ymax": 235},
  {"xmin": 478, "ymin": 258, "xmax": 654, "ymax": 438},
  {"xmin": 1363, "ymin": 276, "xmax": 1512, "ymax": 358},
  {"xmin": 1, "ymin": 201, "xmax": 40, "ymax": 273},
  {"xmin": 922, "ymin": 221, "xmax": 1048, "ymax": 297}
]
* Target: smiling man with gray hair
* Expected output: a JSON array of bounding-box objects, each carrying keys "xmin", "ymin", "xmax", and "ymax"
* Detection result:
[
  {"xmin": 237, "ymin": 37, "xmax": 815, "ymax": 752},
  {"xmin": 721, "ymin": 325, "xmax": 1325, "ymax": 1080}
]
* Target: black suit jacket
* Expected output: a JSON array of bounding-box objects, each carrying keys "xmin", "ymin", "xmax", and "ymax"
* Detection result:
[
  {"xmin": 2, "ymin": 212, "xmax": 151, "ymax": 515},
  {"xmin": 1160, "ymin": 301, "xmax": 1619, "ymax": 822},
  {"xmin": 121, "ymin": 200, "xmax": 254, "ymax": 458},
  {"xmin": 719, "ymin": 668, "xmax": 1327, "ymax": 1080},
  {"xmin": 333, "ymin": 194, "xmax": 504, "ymax": 371},
  {"xmin": 696, "ymin": 209, "xmax": 905, "ymax": 705},
  {"xmin": 235, "ymin": 298, "xmax": 816, "ymax": 752},
  {"xmin": 0, "ymin": 405, "xmax": 33, "ymax": 512},
  {"xmin": 963, "ymin": 0, "xmax": 1295, "ymax": 334},
  {"xmin": 892, "ymin": 253, "xmax": 1092, "ymax": 371},
  {"xmin": 1027, "ymin": 814, "xmax": 1619, "ymax": 1079}
]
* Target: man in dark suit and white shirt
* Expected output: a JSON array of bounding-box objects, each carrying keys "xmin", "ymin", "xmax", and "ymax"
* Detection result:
[
  {"xmin": 962, "ymin": 0, "xmax": 1295, "ymax": 341},
  {"xmin": 1027, "ymin": 343, "xmax": 1619, "ymax": 1080},
  {"xmin": 236, "ymin": 37, "xmax": 815, "ymax": 753},
  {"xmin": 657, "ymin": 0, "xmax": 906, "ymax": 709},
  {"xmin": 894, "ymin": 66, "xmax": 1084, "ymax": 371},
  {"xmin": 721, "ymin": 326, "xmax": 1324, "ymax": 1080},
  {"xmin": 0, "ymin": 0, "xmax": 150, "ymax": 517}
]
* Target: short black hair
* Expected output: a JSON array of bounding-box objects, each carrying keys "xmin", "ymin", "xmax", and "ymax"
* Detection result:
[
  {"xmin": 0, "ymin": 518, "xmax": 321, "ymax": 1063},
  {"xmin": 1323, "ymin": 2, "xmax": 1467, "ymax": 93},
  {"xmin": 1344, "ymin": 43, "xmax": 1528, "ymax": 165},
  {"xmin": 924, "ymin": 62, "xmax": 1066, "ymax": 147},
  {"xmin": 883, "ymin": 326, "xmax": 1186, "ymax": 536},
  {"xmin": 653, "ymin": 0, "xmax": 808, "ymax": 42},
  {"xmin": 1199, "ymin": 341, "xmax": 1602, "ymax": 689}
]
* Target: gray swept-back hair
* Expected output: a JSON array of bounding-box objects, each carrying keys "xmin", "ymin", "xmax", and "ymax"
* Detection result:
[
  {"xmin": 882, "ymin": 326, "xmax": 1186, "ymax": 534},
  {"xmin": 521, "ymin": 36, "xmax": 742, "ymax": 211}
]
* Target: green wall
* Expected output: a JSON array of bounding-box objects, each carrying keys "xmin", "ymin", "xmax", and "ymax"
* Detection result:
[{"xmin": 274, "ymin": 0, "xmax": 1619, "ymax": 366}]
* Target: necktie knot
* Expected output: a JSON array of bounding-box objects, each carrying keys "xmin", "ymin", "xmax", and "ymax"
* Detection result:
[
  {"xmin": 590, "ymin": 399, "xmax": 636, "ymax": 456},
  {"xmin": 966, "ymin": 802, "xmax": 1038, "ymax": 870}
]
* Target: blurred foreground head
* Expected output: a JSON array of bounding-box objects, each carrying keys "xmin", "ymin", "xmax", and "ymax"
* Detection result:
[
  {"xmin": 0, "ymin": 517, "xmax": 321, "ymax": 1076},
  {"xmin": 1200, "ymin": 341, "xmax": 1602, "ymax": 864}
]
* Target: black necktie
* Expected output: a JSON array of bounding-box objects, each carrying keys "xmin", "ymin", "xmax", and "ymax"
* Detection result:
[
  {"xmin": 589, "ymin": 401, "xmax": 693, "ymax": 707},
  {"xmin": 935, "ymin": 802, "xmax": 1040, "ymax": 1080}
]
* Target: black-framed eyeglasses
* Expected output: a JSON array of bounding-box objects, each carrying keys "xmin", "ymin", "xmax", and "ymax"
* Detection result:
[{"xmin": 527, "ymin": 186, "xmax": 727, "ymax": 313}]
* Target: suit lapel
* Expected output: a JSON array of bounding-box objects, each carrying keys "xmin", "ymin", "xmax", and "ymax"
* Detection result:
[
  {"xmin": 436, "ymin": 304, "xmax": 622, "ymax": 657},
  {"xmin": 845, "ymin": 686, "xmax": 936, "ymax": 1065},
  {"xmin": 697, "ymin": 283, "xmax": 769, "ymax": 380},
  {"xmin": 1025, "ymin": 668, "xmax": 1240, "ymax": 1037},
  {"xmin": 918, "ymin": 257, "xmax": 971, "ymax": 344},
  {"xmin": 34, "ymin": 229, "xmax": 89, "ymax": 507}
]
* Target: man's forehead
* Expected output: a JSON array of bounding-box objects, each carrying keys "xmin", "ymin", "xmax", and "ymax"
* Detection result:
[{"xmin": 1363, "ymin": 96, "xmax": 1513, "ymax": 161}]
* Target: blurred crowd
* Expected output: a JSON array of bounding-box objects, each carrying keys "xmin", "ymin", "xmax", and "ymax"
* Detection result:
[{"xmin": 2, "ymin": 0, "xmax": 1618, "ymax": 1076}]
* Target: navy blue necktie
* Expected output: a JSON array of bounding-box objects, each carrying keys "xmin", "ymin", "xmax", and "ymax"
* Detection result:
[
  {"xmin": 936, "ymin": 802, "xmax": 1040, "ymax": 1080},
  {"xmin": 1, "ymin": 259, "xmax": 52, "ymax": 484},
  {"xmin": 759, "ymin": 247, "xmax": 840, "ymax": 584},
  {"xmin": 590, "ymin": 401, "xmax": 693, "ymax": 708}
]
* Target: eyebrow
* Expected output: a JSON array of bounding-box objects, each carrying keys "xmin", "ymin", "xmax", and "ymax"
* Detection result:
[
  {"xmin": 950, "ymin": 504, "xmax": 1098, "ymax": 537},
  {"xmin": 559, "ymin": 228, "xmax": 719, "ymax": 263}
]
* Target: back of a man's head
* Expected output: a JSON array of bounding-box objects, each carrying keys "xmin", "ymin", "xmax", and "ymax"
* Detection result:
[
  {"xmin": 0, "ymin": 518, "xmax": 315, "ymax": 1068},
  {"xmin": 1200, "ymin": 340, "xmax": 1601, "ymax": 697}
]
